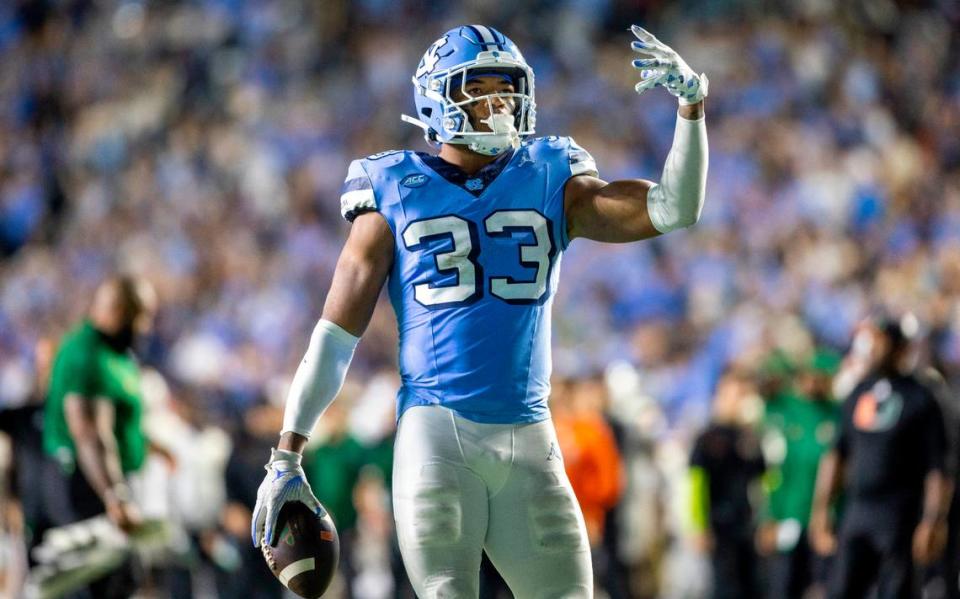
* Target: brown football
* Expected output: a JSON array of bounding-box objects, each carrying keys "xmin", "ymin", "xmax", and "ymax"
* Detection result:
[{"xmin": 261, "ymin": 502, "xmax": 339, "ymax": 598}]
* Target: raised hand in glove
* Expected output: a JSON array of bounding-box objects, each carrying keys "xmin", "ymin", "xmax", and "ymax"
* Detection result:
[{"xmin": 630, "ymin": 25, "xmax": 708, "ymax": 105}]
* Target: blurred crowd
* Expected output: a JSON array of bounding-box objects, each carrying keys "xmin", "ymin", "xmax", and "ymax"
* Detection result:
[{"xmin": 1, "ymin": 0, "xmax": 959, "ymax": 597}]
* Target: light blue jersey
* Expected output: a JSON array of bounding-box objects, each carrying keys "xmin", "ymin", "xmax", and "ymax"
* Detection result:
[{"xmin": 340, "ymin": 137, "xmax": 597, "ymax": 424}]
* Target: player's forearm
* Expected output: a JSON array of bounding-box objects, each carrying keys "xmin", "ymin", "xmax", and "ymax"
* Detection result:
[
  {"xmin": 645, "ymin": 107, "xmax": 708, "ymax": 233},
  {"xmin": 73, "ymin": 431, "xmax": 127, "ymax": 503},
  {"xmin": 922, "ymin": 471, "xmax": 951, "ymax": 524},
  {"xmin": 811, "ymin": 451, "xmax": 842, "ymax": 519},
  {"xmin": 65, "ymin": 396, "xmax": 128, "ymax": 503}
]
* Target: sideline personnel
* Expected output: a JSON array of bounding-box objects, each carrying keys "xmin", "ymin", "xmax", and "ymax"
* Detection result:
[{"xmin": 810, "ymin": 316, "xmax": 953, "ymax": 599}]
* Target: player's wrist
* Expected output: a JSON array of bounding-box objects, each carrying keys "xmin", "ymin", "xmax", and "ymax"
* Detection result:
[
  {"xmin": 103, "ymin": 481, "xmax": 132, "ymax": 506},
  {"xmin": 678, "ymin": 102, "xmax": 704, "ymax": 121},
  {"xmin": 676, "ymin": 73, "xmax": 708, "ymax": 106},
  {"xmin": 277, "ymin": 431, "xmax": 308, "ymax": 454},
  {"xmin": 270, "ymin": 447, "xmax": 303, "ymax": 466}
]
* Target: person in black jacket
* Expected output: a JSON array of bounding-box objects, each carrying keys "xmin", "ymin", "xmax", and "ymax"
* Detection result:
[
  {"xmin": 810, "ymin": 316, "xmax": 953, "ymax": 599},
  {"xmin": 689, "ymin": 370, "xmax": 766, "ymax": 599}
]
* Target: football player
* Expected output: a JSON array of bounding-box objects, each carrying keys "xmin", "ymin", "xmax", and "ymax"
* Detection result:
[{"xmin": 252, "ymin": 24, "xmax": 708, "ymax": 597}]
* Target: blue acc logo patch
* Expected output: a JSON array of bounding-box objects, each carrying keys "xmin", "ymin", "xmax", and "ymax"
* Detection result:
[{"xmin": 401, "ymin": 174, "xmax": 430, "ymax": 188}]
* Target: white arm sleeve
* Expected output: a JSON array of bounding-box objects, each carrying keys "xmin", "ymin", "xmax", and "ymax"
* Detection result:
[
  {"xmin": 280, "ymin": 319, "xmax": 360, "ymax": 438},
  {"xmin": 646, "ymin": 114, "xmax": 708, "ymax": 233}
]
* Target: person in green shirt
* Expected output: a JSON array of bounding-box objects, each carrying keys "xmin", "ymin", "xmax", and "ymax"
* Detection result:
[
  {"xmin": 42, "ymin": 275, "xmax": 156, "ymax": 597},
  {"xmin": 300, "ymin": 398, "xmax": 367, "ymax": 598},
  {"xmin": 758, "ymin": 349, "xmax": 841, "ymax": 599}
]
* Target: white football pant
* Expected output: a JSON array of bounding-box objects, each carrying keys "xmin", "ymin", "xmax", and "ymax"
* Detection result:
[{"xmin": 393, "ymin": 405, "xmax": 593, "ymax": 598}]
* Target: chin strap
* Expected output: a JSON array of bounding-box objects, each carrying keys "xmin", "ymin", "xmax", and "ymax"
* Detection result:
[
  {"xmin": 401, "ymin": 114, "xmax": 430, "ymax": 131},
  {"xmin": 401, "ymin": 113, "xmax": 519, "ymax": 156}
]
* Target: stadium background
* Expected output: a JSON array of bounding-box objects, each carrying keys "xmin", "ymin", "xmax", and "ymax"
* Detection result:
[{"xmin": 0, "ymin": 0, "xmax": 958, "ymax": 597}]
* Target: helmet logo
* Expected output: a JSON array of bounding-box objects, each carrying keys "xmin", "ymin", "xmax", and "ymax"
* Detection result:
[{"xmin": 416, "ymin": 35, "xmax": 451, "ymax": 78}]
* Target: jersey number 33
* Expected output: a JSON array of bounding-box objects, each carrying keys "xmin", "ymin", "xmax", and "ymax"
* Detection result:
[{"xmin": 402, "ymin": 209, "xmax": 554, "ymax": 307}]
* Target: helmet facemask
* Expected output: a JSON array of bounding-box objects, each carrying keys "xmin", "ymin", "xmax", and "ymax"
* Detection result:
[{"xmin": 439, "ymin": 64, "xmax": 535, "ymax": 156}]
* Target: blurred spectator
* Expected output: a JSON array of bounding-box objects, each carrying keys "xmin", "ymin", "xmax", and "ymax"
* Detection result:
[
  {"xmin": 810, "ymin": 316, "xmax": 953, "ymax": 599},
  {"xmin": 604, "ymin": 362, "xmax": 671, "ymax": 599},
  {"xmin": 688, "ymin": 369, "xmax": 765, "ymax": 599},
  {"xmin": 0, "ymin": 337, "xmax": 54, "ymax": 565},
  {"xmin": 301, "ymin": 383, "xmax": 370, "ymax": 598},
  {"xmin": 758, "ymin": 349, "xmax": 841, "ymax": 599},
  {"xmin": 0, "ymin": 430, "xmax": 25, "ymax": 596},
  {"xmin": 222, "ymin": 399, "xmax": 284, "ymax": 599},
  {"xmin": 921, "ymin": 365, "xmax": 960, "ymax": 599},
  {"xmin": 144, "ymin": 379, "xmax": 235, "ymax": 599},
  {"xmin": 41, "ymin": 275, "xmax": 156, "ymax": 598},
  {"xmin": 553, "ymin": 374, "xmax": 625, "ymax": 596}
]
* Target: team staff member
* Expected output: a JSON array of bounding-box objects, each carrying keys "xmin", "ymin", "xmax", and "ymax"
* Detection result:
[
  {"xmin": 758, "ymin": 350, "xmax": 841, "ymax": 599},
  {"xmin": 43, "ymin": 275, "xmax": 157, "ymax": 598},
  {"xmin": 689, "ymin": 370, "xmax": 765, "ymax": 599},
  {"xmin": 810, "ymin": 317, "xmax": 953, "ymax": 599}
]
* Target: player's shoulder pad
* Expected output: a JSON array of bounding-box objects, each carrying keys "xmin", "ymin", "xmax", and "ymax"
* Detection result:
[
  {"xmin": 522, "ymin": 136, "xmax": 598, "ymax": 178},
  {"xmin": 340, "ymin": 150, "xmax": 413, "ymax": 222}
]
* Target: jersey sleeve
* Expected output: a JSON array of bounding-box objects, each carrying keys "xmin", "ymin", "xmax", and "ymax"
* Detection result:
[
  {"xmin": 52, "ymin": 338, "xmax": 100, "ymax": 399},
  {"xmin": 340, "ymin": 159, "xmax": 377, "ymax": 222},
  {"xmin": 567, "ymin": 137, "xmax": 598, "ymax": 178}
]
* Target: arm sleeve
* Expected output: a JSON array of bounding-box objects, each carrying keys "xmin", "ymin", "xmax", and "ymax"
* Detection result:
[
  {"xmin": 646, "ymin": 114, "xmax": 708, "ymax": 233},
  {"xmin": 340, "ymin": 160, "xmax": 378, "ymax": 222},
  {"xmin": 280, "ymin": 319, "xmax": 359, "ymax": 438}
]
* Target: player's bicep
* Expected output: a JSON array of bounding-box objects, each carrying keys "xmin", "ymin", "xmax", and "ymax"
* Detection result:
[
  {"xmin": 564, "ymin": 175, "xmax": 662, "ymax": 243},
  {"xmin": 321, "ymin": 211, "xmax": 394, "ymax": 337}
]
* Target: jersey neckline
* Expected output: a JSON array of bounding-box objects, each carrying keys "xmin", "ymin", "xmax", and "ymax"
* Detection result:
[{"xmin": 414, "ymin": 148, "xmax": 518, "ymax": 197}]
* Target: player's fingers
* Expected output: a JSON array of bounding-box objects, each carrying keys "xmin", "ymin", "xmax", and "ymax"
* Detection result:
[
  {"xmin": 630, "ymin": 41, "xmax": 669, "ymax": 58},
  {"xmin": 632, "ymin": 58, "xmax": 668, "ymax": 70},
  {"xmin": 264, "ymin": 502, "xmax": 280, "ymax": 547},
  {"xmin": 630, "ymin": 25, "xmax": 660, "ymax": 45},
  {"xmin": 251, "ymin": 504, "xmax": 264, "ymax": 547},
  {"xmin": 635, "ymin": 78, "xmax": 659, "ymax": 95},
  {"xmin": 632, "ymin": 27, "xmax": 671, "ymax": 54}
]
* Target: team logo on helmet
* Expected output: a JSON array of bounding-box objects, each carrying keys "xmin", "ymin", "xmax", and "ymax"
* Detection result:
[{"xmin": 416, "ymin": 35, "xmax": 452, "ymax": 79}]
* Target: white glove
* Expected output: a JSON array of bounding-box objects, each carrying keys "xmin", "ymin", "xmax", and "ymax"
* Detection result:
[
  {"xmin": 630, "ymin": 25, "xmax": 708, "ymax": 105},
  {"xmin": 251, "ymin": 448, "xmax": 325, "ymax": 548}
]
